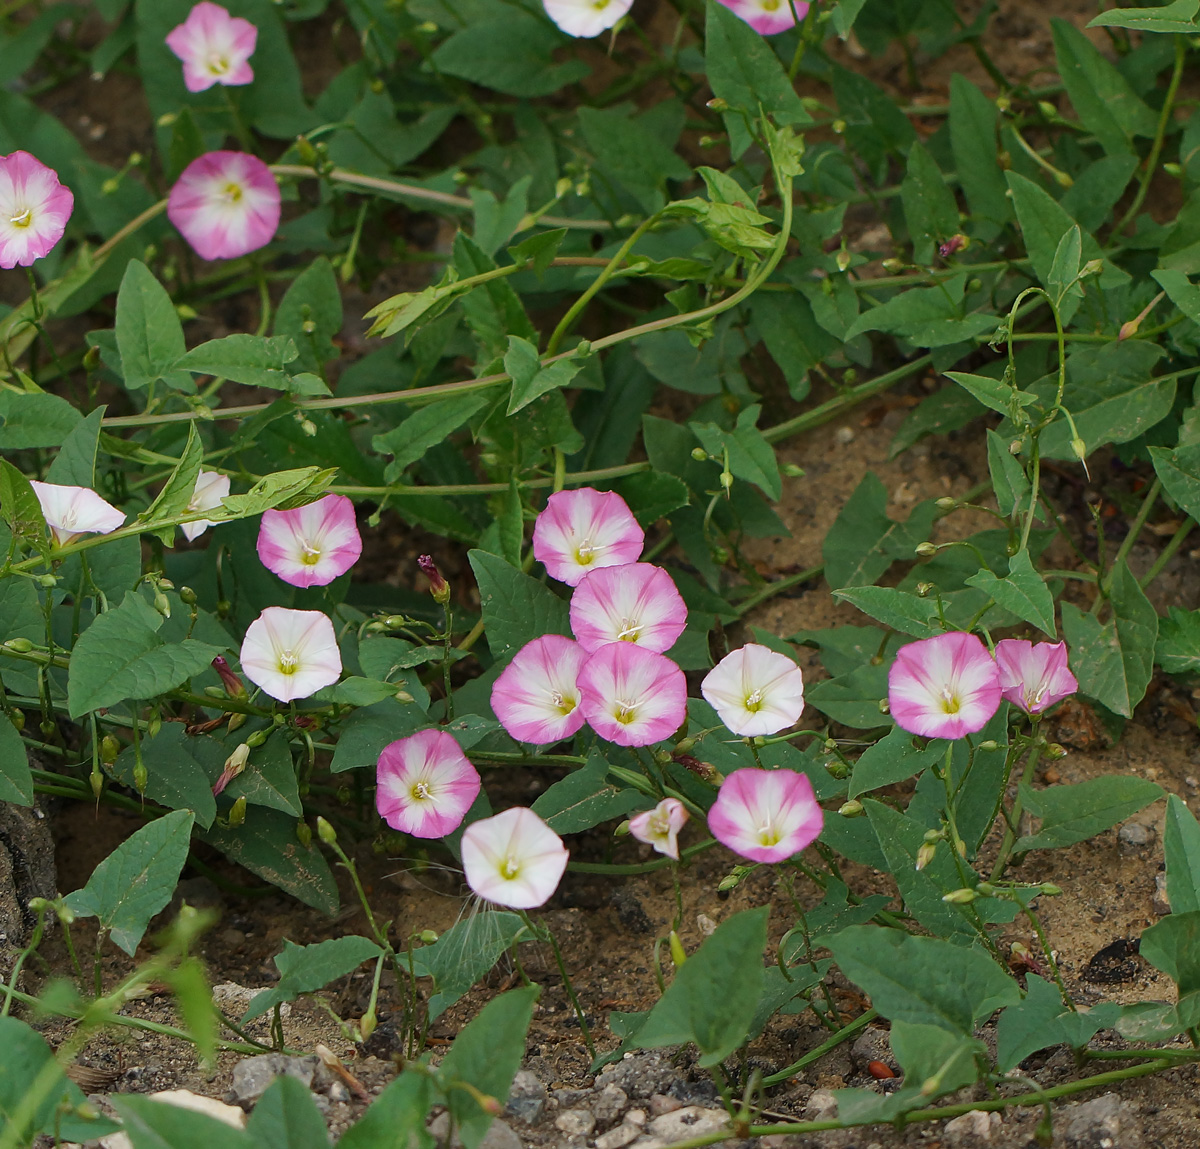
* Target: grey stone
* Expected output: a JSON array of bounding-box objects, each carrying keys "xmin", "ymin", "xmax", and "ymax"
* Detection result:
[
  {"xmin": 1061, "ymin": 1093, "xmax": 1142, "ymax": 1149},
  {"xmin": 849, "ymin": 1026, "xmax": 897, "ymax": 1072},
  {"xmin": 328, "ymin": 1081, "xmax": 350, "ymax": 1104},
  {"xmin": 229, "ymin": 1054, "xmax": 317, "ymax": 1103},
  {"xmin": 429, "ymin": 1112, "xmax": 522, "ymax": 1149},
  {"xmin": 591, "ymin": 1082, "xmax": 628, "ymax": 1127},
  {"xmin": 648, "ymin": 1094, "xmax": 681, "ymax": 1117},
  {"xmin": 943, "ymin": 1110, "xmax": 1001, "ymax": 1143},
  {"xmin": 555, "ymin": 1108, "xmax": 596, "ymax": 1138},
  {"xmin": 506, "ymin": 1070, "xmax": 547, "ymax": 1125},
  {"xmin": 804, "ymin": 1089, "xmax": 838, "ymax": 1121},
  {"xmin": 1118, "ymin": 822, "xmax": 1153, "ymax": 851},
  {"xmin": 595, "ymin": 1123, "xmax": 642, "ymax": 1149},
  {"xmin": 1153, "ymin": 871, "xmax": 1172, "ymax": 916},
  {"xmin": 594, "ymin": 1051, "xmax": 679, "ymax": 1100}
]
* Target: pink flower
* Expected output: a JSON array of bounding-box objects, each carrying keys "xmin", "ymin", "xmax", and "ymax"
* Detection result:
[
  {"xmin": 491, "ymin": 635, "xmax": 587, "ymax": 745},
  {"xmin": 532, "ymin": 488, "xmax": 643, "ymax": 587},
  {"xmin": 461, "ymin": 807, "xmax": 569, "ymax": 909},
  {"xmin": 165, "ymin": 2, "xmax": 257, "ymax": 93},
  {"xmin": 628, "ymin": 798, "xmax": 688, "ymax": 860},
  {"xmin": 717, "ymin": 0, "xmax": 809, "ymax": 36},
  {"xmin": 569, "ymin": 563, "xmax": 687, "ymax": 655},
  {"xmin": 375, "ymin": 729, "xmax": 481, "ymax": 839},
  {"xmin": 701, "ymin": 643, "xmax": 805, "ymax": 737},
  {"xmin": 29, "ymin": 481, "xmax": 124, "ymax": 546},
  {"xmin": 578, "ymin": 643, "xmax": 686, "ymax": 747},
  {"xmin": 239, "ymin": 607, "xmax": 341, "ymax": 702},
  {"xmin": 994, "ymin": 639, "xmax": 1077, "ymax": 716},
  {"xmin": 707, "ymin": 768, "xmax": 823, "ymax": 863},
  {"xmin": 543, "ymin": 0, "xmax": 634, "ymax": 38},
  {"xmin": 181, "ymin": 470, "xmax": 229, "ymax": 542},
  {"xmin": 0, "ymin": 151, "xmax": 73, "ymax": 269},
  {"xmin": 257, "ymin": 494, "xmax": 362, "ymax": 589},
  {"xmin": 168, "ymin": 151, "xmax": 280, "ymax": 262},
  {"xmin": 887, "ymin": 632, "xmax": 1002, "ymax": 740}
]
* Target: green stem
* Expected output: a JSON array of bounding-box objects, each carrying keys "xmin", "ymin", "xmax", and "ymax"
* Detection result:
[
  {"xmin": 568, "ymin": 838, "xmax": 717, "ymax": 875},
  {"xmin": 1098, "ymin": 477, "xmax": 1161, "ymax": 602},
  {"xmin": 1140, "ymin": 517, "xmax": 1195, "ymax": 589},
  {"xmin": 761, "ymin": 1009, "xmax": 878, "ymax": 1086},
  {"xmin": 991, "ymin": 734, "xmax": 1042, "ymax": 882}
]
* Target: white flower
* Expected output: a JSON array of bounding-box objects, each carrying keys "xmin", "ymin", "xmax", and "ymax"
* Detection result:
[
  {"xmin": 628, "ymin": 798, "xmax": 688, "ymax": 860},
  {"xmin": 29, "ymin": 481, "xmax": 124, "ymax": 546},
  {"xmin": 543, "ymin": 0, "xmax": 634, "ymax": 38},
  {"xmin": 181, "ymin": 470, "xmax": 230, "ymax": 542},
  {"xmin": 701, "ymin": 643, "xmax": 805, "ymax": 737},
  {"xmin": 461, "ymin": 807, "xmax": 569, "ymax": 909},
  {"xmin": 238, "ymin": 607, "xmax": 342, "ymax": 703}
]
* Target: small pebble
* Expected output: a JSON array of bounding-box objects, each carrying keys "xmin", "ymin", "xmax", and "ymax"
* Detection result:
[
  {"xmin": 696, "ymin": 914, "xmax": 717, "ymax": 936},
  {"xmin": 835, "ymin": 426, "xmax": 855, "ymax": 445},
  {"xmin": 1153, "ymin": 872, "xmax": 1171, "ymax": 916},
  {"xmin": 649, "ymin": 1094, "xmax": 682, "ymax": 1117},
  {"xmin": 555, "ymin": 1109, "xmax": 596, "ymax": 1138}
]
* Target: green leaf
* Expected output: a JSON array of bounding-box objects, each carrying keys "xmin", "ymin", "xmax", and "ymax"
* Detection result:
[
  {"xmin": 139, "ymin": 422, "xmax": 203, "ymax": 545},
  {"xmin": 751, "ymin": 291, "xmax": 829, "ymax": 401},
  {"xmin": 0, "ymin": 459, "xmax": 48, "ymax": 556},
  {"xmin": 987, "ymin": 429, "xmax": 1031, "ymax": 518},
  {"xmin": 889, "ymin": 1021, "xmax": 984, "ymax": 1100},
  {"xmin": 110, "ymin": 725, "xmax": 216, "ymax": 829},
  {"xmin": 471, "ymin": 176, "xmax": 530, "ymax": 258},
  {"xmin": 114, "ymin": 1094, "xmax": 256, "ymax": 1149},
  {"xmin": 371, "ymin": 394, "xmax": 490, "ymax": 481},
  {"xmin": 329, "ymin": 698, "xmax": 429, "ymax": 774},
  {"xmin": 531, "ymin": 751, "xmax": 644, "ymax": 832},
  {"xmin": 849, "ymin": 726, "xmax": 944, "ymax": 798},
  {"xmin": 1060, "ymin": 560, "xmax": 1157, "ymax": 717},
  {"xmin": 0, "ymin": 712, "xmax": 32, "ymax": 806},
  {"xmin": 889, "ymin": 385, "xmax": 985, "ymax": 459},
  {"xmin": 948, "ymin": 75, "xmax": 1009, "ymax": 229},
  {"xmin": 823, "ymin": 474, "xmax": 937, "ymax": 590},
  {"xmin": 246, "ymin": 1075, "xmax": 331, "ymax": 1149},
  {"xmin": 1164, "ymin": 794, "xmax": 1200, "ymax": 915},
  {"xmin": 46, "ymin": 407, "xmax": 104, "ymax": 487},
  {"xmin": 1089, "ymin": 0, "xmax": 1199, "ymax": 32},
  {"xmin": 115, "ymin": 259, "xmax": 190, "ymax": 392},
  {"xmin": 995, "ymin": 974, "xmax": 1121, "ymax": 1071},
  {"xmin": 505, "ymin": 337, "xmax": 583, "ymax": 415},
  {"xmin": 508, "ymin": 228, "xmax": 567, "ymax": 278},
  {"xmin": 430, "ymin": 13, "xmax": 587, "ymax": 97},
  {"xmin": 337, "ymin": 1072, "xmax": 433, "ymax": 1149},
  {"xmin": 901, "ymin": 142, "xmax": 958, "ymax": 264},
  {"xmin": 274, "ymin": 256, "xmax": 342, "ymax": 375},
  {"xmin": 690, "ymin": 404, "xmax": 781, "ymax": 500},
  {"xmin": 846, "ymin": 276, "xmax": 999, "ymax": 348},
  {"xmin": 243, "ymin": 936, "xmax": 382, "ymax": 1022},
  {"xmin": 1140, "ymin": 911, "xmax": 1200, "ymax": 995},
  {"xmin": 1150, "ymin": 442, "xmax": 1200, "ymax": 521},
  {"xmin": 177, "ymin": 334, "xmax": 299, "ymax": 389},
  {"xmin": 437, "ymin": 986, "xmax": 538, "ymax": 1149},
  {"xmin": 1157, "ymin": 606, "xmax": 1200, "ymax": 674},
  {"xmin": 945, "ymin": 371, "xmax": 1039, "ymax": 419},
  {"xmin": 964, "ymin": 548, "xmax": 1056, "ymax": 637},
  {"xmin": 64, "ymin": 809, "xmax": 194, "ymax": 955},
  {"xmin": 67, "ymin": 591, "xmax": 223, "ymax": 719},
  {"xmin": 827, "ymin": 925, "xmax": 1020, "ymax": 1036},
  {"xmin": 224, "ymin": 732, "xmax": 302, "ymax": 818},
  {"xmin": 1046, "ymin": 225, "xmax": 1084, "ymax": 309},
  {"xmin": 215, "ymin": 467, "xmax": 336, "ymax": 520},
  {"xmin": 832, "ymin": 586, "xmax": 941, "ymax": 637},
  {"xmin": 805, "ymin": 664, "xmax": 890, "ymax": 730},
  {"xmin": 0, "ymin": 390, "xmax": 82, "ymax": 449},
  {"xmin": 1015, "ymin": 775, "xmax": 1164, "ymax": 853},
  {"xmin": 616, "ymin": 471, "xmax": 690, "ymax": 528},
  {"xmin": 619, "ymin": 907, "xmax": 768, "ymax": 1067},
  {"xmin": 469, "ymin": 548, "xmax": 570, "ymax": 660}
]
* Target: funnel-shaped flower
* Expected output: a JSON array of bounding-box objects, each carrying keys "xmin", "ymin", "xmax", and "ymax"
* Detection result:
[
  {"xmin": 166, "ymin": 2, "xmax": 257, "ymax": 92},
  {"xmin": 29, "ymin": 481, "xmax": 124, "ymax": 547},
  {"xmin": 994, "ymin": 639, "xmax": 1077, "ymax": 716},
  {"xmin": 570, "ymin": 563, "xmax": 687, "ymax": 655},
  {"xmin": 578, "ymin": 642, "xmax": 686, "ymax": 747},
  {"xmin": 532, "ymin": 488, "xmax": 643, "ymax": 587},
  {"xmin": 461, "ymin": 807, "xmax": 569, "ymax": 909},
  {"xmin": 708, "ymin": 768, "xmax": 823, "ymax": 863},
  {"xmin": 491, "ymin": 635, "xmax": 587, "ymax": 745},
  {"xmin": 168, "ymin": 151, "xmax": 280, "ymax": 262},
  {"xmin": 239, "ymin": 607, "xmax": 341, "ymax": 702},
  {"xmin": 181, "ymin": 470, "xmax": 230, "ymax": 542},
  {"xmin": 702, "ymin": 643, "xmax": 805, "ymax": 737},
  {"xmin": 888, "ymin": 631, "xmax": 1001, "ymax": 740},
  {"xmin": 717, "ymin": 0, "xmax": 808, "ymax": 36},
  {"xmin": 257, "ymin": 494, "xmax": 362, "ymax": 588},
  {"xmin": 543, "ymin": 0, "xmax": 634, "ymax": 38},
  {"xmin": 629, "ymin": 798, "xmax": 688, "ymax": 860},
  {"xmin": 0, "ymin": 151, "xmax": 73, "ymax": 269},
  {"xmin": 375, "ymin": 729, "xmax": 481, "ymax": 839}
]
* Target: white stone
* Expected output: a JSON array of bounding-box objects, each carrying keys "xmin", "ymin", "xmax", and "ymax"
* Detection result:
[
  {"xmin": 595, "ymin": 1123, "xmax": 642, "ymax": 1149},
  {"xmin": 555, "ymin": 1108, "xmax": 596, "ymax": 1138},
  {"xmin": 212, "ymin": 982, "xmax": 290, "ymax": 1019}
]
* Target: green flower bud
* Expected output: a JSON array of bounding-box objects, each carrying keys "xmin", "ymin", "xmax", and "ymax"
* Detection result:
[
  {"xmin": 691, "ymin": 447, "xmax": 708, "ymax": 462},
  {"xmin": 3, "ymin": 638, "xmax": 33, "ymax": 653},
  {"xmin": 942, "ymin": 887, "xmax": 977, "ymax": 904},
  {"xmin": 838, "ymin": 800, "xmax": 864, "ymax": 818},
  {"xmin": 419, "ymin": 929, "xmax": 439, "ymax": 944},
  {"xmin": 228, "ymin": 796, "xmax": 247, "ymax": 827},
  {"xmin": 296, "ymin": 820, "xmax": 312, "ymax": 848},
  {"xmin": 1039, "ymin": 883, "xmax": 1063, "ymax": 896},
  {"xmin": 179, "ymin": 586, "xmax": 198, "ymax": 606},
  {"xmin": 915, "ymin": 841, "xmax": 937, "ymax": 871},
  {"xmin": 976, "ymin": 740, "xmax": 999, "ymax": 752},
  {"xmin": 245, "ymin": 728, "xmax": 270, "ymax": 748},
  {"xmin": 915, "ymin": 541, "xmax": 938, "ymax": 557},
  {"xmin": 317, "ymin": 816, "xmax": 337, "ymax": 845},
  {"xmin": 133, "ymin": 761, "xmax": 148, "ymax": 794},
  {"xmin": 668, "ymin": 930, "xmax": 687, "ymax": 968},
  {"xmin": 1044, "ymin": 742, "xmax": 1067, "ymax": 760}
]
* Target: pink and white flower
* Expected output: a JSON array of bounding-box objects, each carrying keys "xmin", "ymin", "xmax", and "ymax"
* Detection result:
[
  {"xmin": 257, "ymin": 494, "xmax": 362, "ymax": 589},
  {"xmin": 29, "ymin": 481, "xmax": 124, "ymax": 547},
  {"xmin": 181, "ymin": 470, "xmax": 230, "ymax": 542},
  {"xmin": 887, "ymin": 631, "xmax": 1002, "ymax": 740},
  {"xmin": 717, "ymin": 0, "xmax": 809, "ymax": 36},
  {"xmin": 701, "ymin": 643, "xmax": 805, "ymax": 737},
  {"xmin": 994, "ymin": 639, "xmax": 1077, "ymax": 716},
  {"xmin": 578, "ymin": 642, "xmax": 686, "ymax": 747},
  {"xmin": 532, "ymin": 488, "xmax": 643, "ymax": 587},
  {"xmin": 239, "ymin": 607, "xmax": 342, "ymax": 702},
  {"xmin": 569, "ymin": 563, "xmax": 687, "ymax": 655},
  {"xmin": 707, "ymin": 768, "xmax": 823, "ymax": 863},
  {"xmin": 167, "ymin": 151, "xmax": 280, "ymax": 262},
  {"xmin": 461, "ymin": 807, "xmax": 569, "ymax": 909},
  {"xmin": 491, "ymin": 635, "xmax": 587, "ymax": 745},
  {"xmin": 543, "ymin": 0, "xmax": 634, "ymax": 38},
  {"xmin": 0, "ymin": 151, "xmax": 73, "ymax": 269},
  {"xmin": 165, "ymin": 2, "xmax": 257, "ymax": 93},
  {"xmin": 628, "ymin": 798, "xmax": 688, "ymax": 860},
  {"xmin": 375, "ymin": 729, "xmax": 481, "ymax": 839}
]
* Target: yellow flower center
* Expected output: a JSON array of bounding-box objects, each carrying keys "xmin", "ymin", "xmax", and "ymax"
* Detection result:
[
  {"xmin": 223, "ymin": 181, "xmax": 244, "ymax": 204},
  {"xmin": 617, "ymin": 617, "xmax": 642, "ymax": 642},
  {"xmin": 592, "ymin": 0, "xmax": 610, "ymax": 8},
  {"xmin": 278, "ymin": 649, "xmax": 299, "ymax": 676},
  {"xmin": 208, "ymin": 54, "xmax": 231, "ymax": 76},
  {"xmin": 9, "ymin": 207, "xmax": 31, "ymax": 229},
  {"xmin": 500, "ymin": 856, "xmax": 521, "ymax": 880},
  {"xmin": 614, "ymin": 700, "xmax": 637, "ymax": 725},
  {"xmin": 549, "ymin": 689, "xmax": 576, "ymax": 716},
  {"xmin": 411, "ymin": 781, "xmax": 431, "ymax": 801},
  {"xmin": 940, "ymin": 686, "xmax": 961, "ymax": 715},
  {"xmin": 762, "ymin": 0, "xmax": 781, "ymax": 9},
  {"xmin": 744, "ymin": 688, "xmax": 765, "ymax": 712},
  {"xmin": 300, "ymin": 542, "xmax": 322, "ymax": 566},
  {"xmin": 756, "ymin": 820, "xmax": 781, "ymax": 847},
  {"xmin": 575, "ymin": 538, "xmax": 595, "ymax": 565}
]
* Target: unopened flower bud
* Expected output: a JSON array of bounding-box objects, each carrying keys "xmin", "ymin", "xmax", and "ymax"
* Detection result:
[
  {"xmin": 673, "ymin": 736, "xmax": 696, "ymax": 754},
  {"xmin": 720, "ymin": 471, "xmax": 734, "ymax": 490},
  {"xmin": 835, "ymin": 248, "xmax": 851, "ymax": 272},
  {"xmin": 4, "ymin": 637, "xmax": 33, "ymax": 653},
  {"xmin": 1070, "ymin": 437, "xmax": 1087, "ymax": 462},
  {"xmin": 1044, "ymin": 742, "xmax": 1067, "ymax": 760},
  {"xmin": 317, "ymin": 816, "xmax": 338, "ymax": 845},
  {"xmin": 691, "ymin": 447, "xmax": 708, "ymax": 461},
  {"xmin": 228, "ymin": 796, "xmax": 246, "ymax": 827},
  {"xmin": 615, "ymin": 819, "xmax": 631, "ymax": 836},
  {"xmin": 832, "ymin": 118, "xmax": 846, "ymax": 133},
  {"xmin": 1039, "ymin": 883, "xmax": 1063, "ymax": 896},
  {"xmin": 227, "ymin": 711, "xmax": 246, "ymax": 733},
  {"xmin": 82, "ymin": 344, "xmax": 102, "ymax": 371},
  {"xmin": 1163, "ymin": 162, "xmax": 1183, "ymax": 178},
  {"xmin": 212, "ymin": 655, "xmax": 247, "ymax": 699},
  {"xmin": 935, "ymin": 497, "xmax": 957, "ymax": 510},
  {"xmin": 782, "ymin": 463, "xmax": 805, "ymax": 478},
  {"xmin": 296, "ymin": 820, "xmax": 312, "ymax": 848},
  {"xmin": 669, "ymin": 930, "xmax": 687, "ymax": 968},
  {"xmin": 153, "ymin": 589, "xmax": 171, "ymax": 618},
  {"xmin": 977, "ymin": 740, "xmax": 999, "ymax": 752},
  {"xmin": 245, "ymin": 728, "xmax": 270, "ymax": 749},
  {"xmin": 915, "ymin": 541, "xmax": 938, "ymax": 557},
  {"xmin": 359, "ymin": 1008, "xmax": 377, "ymax": 1041},
  {"xmin": 417, "ymin": 555, "xmax": 450, "ymax": 604},
  {"xmin": 213, "ymin": 743, "xmax": 249, "ymax": 796},
  {"xmin": 878, "ymin": 698, "xmax": 890, "ymax": 714},
  {"xmin": 706, "ymin": 97, "xmax": 730, "ymax": 112},
  {"xmin": 673, "ymin": 753, "xmax": 721, "ymax": 785},
  {"xmin": 419, "ymin": 929, "xmax": 439, "ymax": 944},
  {"xmin": 938, "ymin": 234, "xmax": 969, "ymax": 259},
  {"xmin": 1080, "ymin": 258, "xmax": 1103, "ymax": 277},
  {"xmin": 838, "ymin": 799, "xmax": 864, "ymax": 818},
  {"xmin": 7, "ymin": 709, "xmax": 22, "ymax": 732},
  {"xmin": 296, "ymin": 135, "xmax": 318, "ymax": 166},
  {"xmin": 1009, "ymin": 438, "xmax": 1024, "ymax": 456},
  {"xmin": 133, "ymin": 761, "xmax": 148, "ymax": 794},
  {"xmin": 90, "ymin": 768, "xmax": 103, "ymax": 801},
  {"xmin": 915, "ymin": 841, "xmax": 937, "ymax": 870},
  {"xmin": 179, "ymin": 585, "xmax": 197, "ymax": 606},
  {"xmin": 942, "ymin": 887, "xmax": 977, "ymax": 904},
  {"xmin": 394, "ymin": 690, "xmax": 415, "ymax": 704},
  {"xmin": 147, "ymin": 713, "xmax": 161, "ymax": 739},
  {"xmin": 37, "ymin": 575, "xmax": 56, "ymax": 588}
]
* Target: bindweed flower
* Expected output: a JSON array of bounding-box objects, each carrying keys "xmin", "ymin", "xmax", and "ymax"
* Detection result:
[
  {"xmin": 717, "ymin": 0, "xmax": 809, "ymax": 36},
  {"xmin": 168, "ymin": 151, "xmax": 280, "ymax": 262},
  {"xmin": 375, "ymin": 729, "xmax": 481, "ymax": 839},
  {"xmin": 578, "ymin": 642, "xmax": 686, "ymax": 747},
  {"xmin": 543, "ymin": 0, "xmax": 634, "ymax": 38},
  {"xmin": 257, "ymin": 494, "xmax": 362, "ymax": 588},
  {"xmin": 0, "ymin": 151, "xmax": 74, "ymax": 269},
  {"xmin": 701, "ymin": 643, "xmax": 806, "ymax": 737},
  {"xmin": 491, "ymin": 635, "xmax": 587, "ymax": 745},
  {"xmin": 532, "ymin": 488, "xmax": 643, "ymax": 587},
  {"xmin": 418, "ymin": 555, "xmax": 450, "ymax": 604},
  {"xmin": 165, "ymin": 2, "xmax": 257, "ymax": 93},
  {"xmin": 211, "ymin": 654, "xmax": 246, "ymax": 698},
  {"xmin": 628, "ymin": 797, "xmax": 688, "ymax": 860},
  {"xmin": 994, "ymin": 639, "xmax": 1077, "ymax": 715},
  {"xmin": 181, "ymin": 470, "xmax": 230, "ymax": 542},
  {"xmin": 569, "ymin": 563, "xmax": 687, "ymax": 655},
  {"xmin": 212, "ymin": 742, "xmax": 249, "ymax": 796},
  {"xmin": 887, "ymin": 631, "xmax": 1001, "ymax": 740},
  {"xmin": 29, "ymin": 481, "xmax": 124, "ymax": 546},
  {"xmin": 239, "ymin": 607, "xmax": 342, "ymax": 702},
  {"xmin": 461, "ymin": 806, "xmax": 569, "ymax": 909},
  {"xmin": 707, "ymin": 767, "xmax": 823, "ymax": 863}
]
